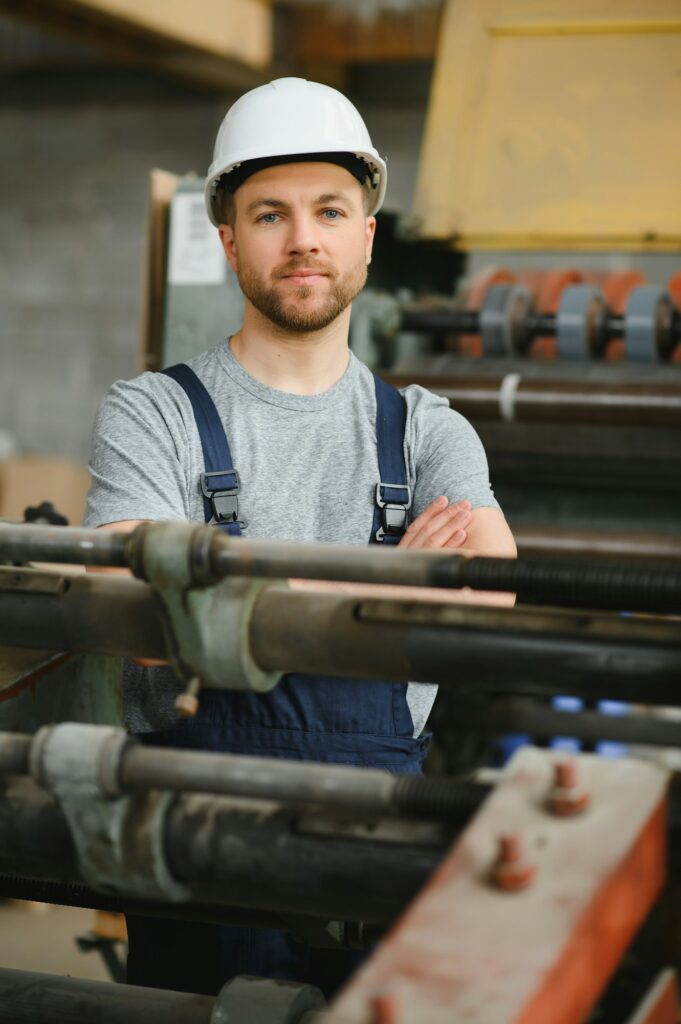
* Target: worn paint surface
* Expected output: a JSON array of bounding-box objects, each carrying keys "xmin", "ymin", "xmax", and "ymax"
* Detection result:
[
  {"xmin": 414, "ymin": 0, "xmax": 681, "ymax": 250},
  {"xmin": 326, "ymin": 748, "xmax": 669, "ymax": 1024}
]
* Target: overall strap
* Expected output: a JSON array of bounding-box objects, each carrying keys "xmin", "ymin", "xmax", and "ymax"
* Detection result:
[
  {"xmin": 161, "ymin": 364, "xmax": 242, "ymax": 535},
  {"xmin": 372, "ymin": 375, "xmax": 411, "ymax": 546}
]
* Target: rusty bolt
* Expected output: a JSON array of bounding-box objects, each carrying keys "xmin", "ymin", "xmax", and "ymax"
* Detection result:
[
  {"xmin": 550, "ymin": 758, "xmax": 590, "ymax": 816},
  {"xmin": 490, "ymin": 831, "xmax": 537, "ymax": 892}
]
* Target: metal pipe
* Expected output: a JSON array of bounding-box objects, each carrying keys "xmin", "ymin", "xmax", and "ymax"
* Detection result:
[
  {"xmin": 0, "ymin": 729, "xmax": 480, "ymax": 822},
  {"xmin": 165, "ymin": 793, "xmax": 447, "ymax": 925},
  {"xmin": 0, "ymin": 777, "xmax": 449, "ymax": 925},
  {"xmin": 446, "ymin": 699, "xmax": 681, "ymax": 748},
  {"xmin": 5, "ymin": 524, "xmax": 681, "ymax": 614},
  {"xmin": 251, "ymin": 591, "xmax": 681, "ymax": 706},
  {"xmin": 514, "ymin": 527, "xmax": 681, "ymax": 566},
  {"xmin": 0, "ymin": 874, "xmax": 367, "ymax": 939},
  {"xmin": 0, "ymin": 967, "xmax": 216, "ymax": 1024},
  {"xmin": 2, "ymin": 568, "xmax": 681, "ymax": 703},
  {"xmin": 0, "ymin": 568, "xmax": 165, "ymax": 658},
  {"xmin": 385, "ymin": 372, "xmax": 681, "ymax": 428},
  {"xmin": 0, "ymin": 524, "xmax": 127, "ymax": 567}
]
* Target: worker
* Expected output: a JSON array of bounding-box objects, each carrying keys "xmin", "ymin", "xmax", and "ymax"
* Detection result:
[{"xmin": 85, "ymin": 78, "xmax": 516, "ymax": 998}]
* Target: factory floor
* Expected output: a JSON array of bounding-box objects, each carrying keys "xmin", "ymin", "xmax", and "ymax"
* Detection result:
[{"xmin": 0, "ymin": 900, "xmax": 114, "ymax": 981}]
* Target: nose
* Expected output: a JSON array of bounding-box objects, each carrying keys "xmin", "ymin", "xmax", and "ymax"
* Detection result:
[{"xmin": 285, "ymin": 213, "xmax": 320, "ymax": 257}]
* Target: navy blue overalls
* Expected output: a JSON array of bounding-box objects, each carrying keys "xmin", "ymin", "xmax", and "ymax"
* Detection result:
[{"xmin": 126, "ymin": 364, "xmax": 430, "ymax": 997}]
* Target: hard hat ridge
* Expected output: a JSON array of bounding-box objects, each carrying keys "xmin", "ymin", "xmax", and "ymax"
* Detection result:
[{"xmin": 204, "ymin": 77, "xmax": 387, "ymax": 226}]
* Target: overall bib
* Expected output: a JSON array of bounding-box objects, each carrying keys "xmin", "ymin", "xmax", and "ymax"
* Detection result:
[{"xmin": 126, "ymin": 363, "xmax": 430, "ymax": 996}]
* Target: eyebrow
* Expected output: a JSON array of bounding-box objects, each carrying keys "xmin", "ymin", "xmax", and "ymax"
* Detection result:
[{"xmin": 246, "ymin": 192, "xmax": 355, "ymax": 214}]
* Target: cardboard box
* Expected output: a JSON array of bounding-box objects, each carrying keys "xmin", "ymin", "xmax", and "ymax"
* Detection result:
[{"xmin": 0, "ymin": 456, "xmax": 91, "ymax": 527}]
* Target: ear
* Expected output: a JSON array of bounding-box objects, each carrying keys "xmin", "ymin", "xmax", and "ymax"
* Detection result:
[
  {"xmin": 365, "ymin": 215, "xmax": 376, "ymax": 266},
  {"xmin": 218, "ymin": 224, "xmax": 238, "ymax": 273}
]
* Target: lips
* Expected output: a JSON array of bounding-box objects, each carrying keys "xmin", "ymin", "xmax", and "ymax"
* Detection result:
[{"xmin": 282, "ymin": 272, "xmax": 327, "ymax": 285}]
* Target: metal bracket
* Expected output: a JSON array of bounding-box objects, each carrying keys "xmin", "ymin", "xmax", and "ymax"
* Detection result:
[
  {"xmin": 29, "ymin": 723, "xmax": 190, "ymax": 902},
  {"xmin": 129, "ymin": 522, "xmax": 282, "ymax": 693}
]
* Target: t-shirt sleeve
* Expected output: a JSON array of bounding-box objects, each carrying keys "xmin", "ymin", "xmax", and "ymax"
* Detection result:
[
  {"xmin": 405, "ymin": 385, "xmax": 501, "ymax": 518},
  {"xmin": 85, "ymin": 376, "xmax": 191, "ymax": 527}
]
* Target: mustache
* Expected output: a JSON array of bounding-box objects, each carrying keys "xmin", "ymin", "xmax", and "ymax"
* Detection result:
[{"xmin": 274, "ymin": 260, "xmax": 334, "ymax": 279}]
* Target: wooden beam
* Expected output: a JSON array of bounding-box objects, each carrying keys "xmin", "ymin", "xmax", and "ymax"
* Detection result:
[
  {"xmin": 65, "ymin": 0, "xmax": 272, "ymax": 68},
  {"xmin": 1, "ymin": 0, "xmax": 274, "ymax": 91},
  {"xmin": 292, "ymin": 4, "xmax": 442, "ymax": 64}
]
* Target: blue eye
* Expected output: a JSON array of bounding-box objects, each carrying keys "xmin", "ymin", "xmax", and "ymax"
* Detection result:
[
  {"xmin": 322, "ymin": 209, "xmax": 341, "ymax": 220},
  {"xmin": 259, "ymin": 212, "xmax": 279, "ymax": 224}
]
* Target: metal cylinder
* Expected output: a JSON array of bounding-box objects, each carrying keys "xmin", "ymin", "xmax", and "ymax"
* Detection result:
[
  {"xmin": 0, "ymin": 524, "xmax": 127, "ymax": 566},
  {"xmin": 0, "ymin": 967, "xmax": 216, "ymax": 1024},
  {"xmin": 385, "ymin": 371, "xmax": 681, "ymax": 428},
  {"xmin": 251, "ymin": 590, "xmax": 681, "ymax": 705},
  {"xmin": 165, "ymin": 793, "xmax": 447, "ymax": 925},
  {"xmin": 0, "ymin": 568, "xmax": 165, "ymax": 658},
  {"xmin": 0, "ymin": 777, "xmax": 450, "ymax": 925}
]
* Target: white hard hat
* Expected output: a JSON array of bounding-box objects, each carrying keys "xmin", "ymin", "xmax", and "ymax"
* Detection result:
[{"xmin": 205, "ymin": 77, "xmax": 387, "ymax": 226}]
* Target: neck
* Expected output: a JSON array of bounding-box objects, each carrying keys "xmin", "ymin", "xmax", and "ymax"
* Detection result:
[{"xmin": 229, "ymin": 302, "xmax": 352, "ymax": 395}]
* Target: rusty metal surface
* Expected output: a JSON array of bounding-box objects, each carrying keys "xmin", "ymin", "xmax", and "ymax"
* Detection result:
[{"xmin": 326, "ymin": 749, "xmax": 669, "ymax": 1024}]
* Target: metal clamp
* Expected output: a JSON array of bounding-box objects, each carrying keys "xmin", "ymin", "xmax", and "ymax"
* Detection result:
[
  {"xmin": 29, "ymin": 723, "xmax": 190, "ymax": 902},
  {"xmin": 134, "ymin": 522, "xmax": 283, "ymax": 692}
]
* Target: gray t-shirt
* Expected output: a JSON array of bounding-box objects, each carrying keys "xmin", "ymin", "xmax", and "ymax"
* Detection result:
[{"xmin": 86, "ymin": 341, "xmax": 500, "ymax": 736}]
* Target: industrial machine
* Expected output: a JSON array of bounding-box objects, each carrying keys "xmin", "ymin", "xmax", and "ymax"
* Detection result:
[
  {"xmin": 2, "ymin": 2, "xmax": 680, "ymax": 1019},
  {"xmin": 0, "ymin": 520, "xmax": 680, "ymax": 1021}
]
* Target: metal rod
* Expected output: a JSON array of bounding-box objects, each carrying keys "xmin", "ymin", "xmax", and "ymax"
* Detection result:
[
  {"xmin": 6, "ymin": 523, "xmax": 681, "ymax": 614},
  {"xmin": 447, "ymin": 699, "xmax": 681, "ymax": 748},
  {"xmin": 0, "ymin": 524, "xmax": 127, "ymax": 567},
  {"xmin": 399, "ymin": 306, "xmax": 677, "ymax": 344},
  {"xmin": 0, "ymin": 730, "xmax": 478, "ymax": 822},
  {"xmin": 385, "ymin": 372, "xmax": 681, "ymax": 428},
  {"xmin": 0, "ymin": 967, "xmax": 216, "ymax": 1024}
]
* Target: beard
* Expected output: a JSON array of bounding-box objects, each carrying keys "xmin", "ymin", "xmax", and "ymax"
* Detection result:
[{"xmin": 237, "ymin": 257, "xmax": 368, "ymax": 333}]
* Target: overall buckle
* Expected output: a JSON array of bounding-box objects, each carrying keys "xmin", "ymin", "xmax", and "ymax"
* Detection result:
[
  {"xmin": 375, "ymin": 482, "xmax": 412, "ymax": 543},
  {"xmin": 201, "ymin": 469, "xmax": 243, "ymax": 526}
]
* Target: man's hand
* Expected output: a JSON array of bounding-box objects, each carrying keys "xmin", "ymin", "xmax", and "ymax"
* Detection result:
[{"xmin": 398, "ymin": 496, "xmax": 471, "ymax": 551}]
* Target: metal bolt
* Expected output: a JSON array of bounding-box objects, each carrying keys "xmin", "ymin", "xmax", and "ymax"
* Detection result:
[
  {"xmin": 550, "ymin": 758, "xmax": 590, "ymax": 816},
  {"xmin": 174, "ymin": 677, "xmax": 201, "ymax": 718},
  {"xmin": 490, "ymin": 831, "xmax": 537, "ymax": 892}
]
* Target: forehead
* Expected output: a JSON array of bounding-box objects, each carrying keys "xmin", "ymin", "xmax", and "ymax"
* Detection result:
[{"xmin": 235, "ymin": 161, "xmax": 363, "ymax": 206}]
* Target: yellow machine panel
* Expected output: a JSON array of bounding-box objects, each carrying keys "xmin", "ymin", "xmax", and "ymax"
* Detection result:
[{"xmin": 413, "ymin": 0, "xmax": 681, "ymax": 251}]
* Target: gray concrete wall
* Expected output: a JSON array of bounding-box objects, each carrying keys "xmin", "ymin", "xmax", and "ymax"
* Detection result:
[
  {"xmin": 1, "ymin": 84, "xmax": 227, "ymax": 462},
  {"xmin": 0, "ymin": 75, "xmax": 426, "ymax": 463}
]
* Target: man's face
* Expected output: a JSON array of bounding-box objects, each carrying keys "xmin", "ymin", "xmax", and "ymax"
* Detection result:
[{"xmin": 218, "ymin": 162, "xmax": 376, "ymax": 333}]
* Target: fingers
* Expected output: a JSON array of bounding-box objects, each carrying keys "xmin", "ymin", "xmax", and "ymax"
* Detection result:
[{"xmin": 399, "ymin": 497, "xmax": 472, "ymax": 550}]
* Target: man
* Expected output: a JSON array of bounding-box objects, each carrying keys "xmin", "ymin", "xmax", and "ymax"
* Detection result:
[{"xmin": 86, "ymin": 77, "xmax": 515, "ymax": 996}]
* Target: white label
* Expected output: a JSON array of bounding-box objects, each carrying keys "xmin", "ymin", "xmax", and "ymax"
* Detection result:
[{"xmin": 167, "ymin": 192, "xmax": 226, "ymax": 286}]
